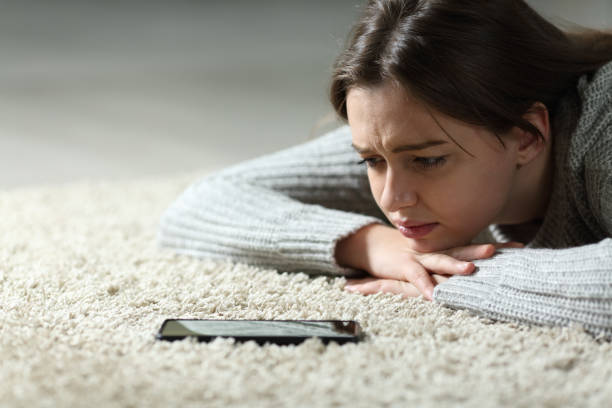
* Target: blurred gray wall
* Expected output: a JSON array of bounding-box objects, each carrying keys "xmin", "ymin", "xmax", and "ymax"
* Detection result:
[{"xmin": 1, "ymin": 0, "xmax": 610, "ymax": 189}]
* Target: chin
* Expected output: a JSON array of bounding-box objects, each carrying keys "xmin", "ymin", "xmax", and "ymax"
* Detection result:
[
  {"xmin": 404, "ymin": 235, "xmax": 472, "ymax": 254},
  {"xmin": 404, "ymin": 239, "xmax": 445, "ymax": 253}
]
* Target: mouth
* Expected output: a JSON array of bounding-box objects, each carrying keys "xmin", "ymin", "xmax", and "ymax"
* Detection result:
[{"xmin": 396, "ymin": 222, "xmax": 439, "ymax": 239}]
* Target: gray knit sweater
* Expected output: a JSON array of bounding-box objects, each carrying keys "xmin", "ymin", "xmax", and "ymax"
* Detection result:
[{"xmin": 158, "ymin": 61, "xmax": 612, "ymax": 340}]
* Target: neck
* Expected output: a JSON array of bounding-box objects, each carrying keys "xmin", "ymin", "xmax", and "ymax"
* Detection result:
[{"xmin": 494, "ymin": 141, "xmax": 554, "ymax": 226}]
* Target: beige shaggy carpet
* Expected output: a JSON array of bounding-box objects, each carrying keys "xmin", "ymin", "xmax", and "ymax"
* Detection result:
[{"xmin": 1, "ymin": 172, "xmax": 611, "ymax": 408}]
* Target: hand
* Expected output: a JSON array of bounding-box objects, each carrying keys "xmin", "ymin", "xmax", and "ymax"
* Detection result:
[
  {"xmin": 335, "ymin": 224, "xmax": 524, "ymax": 301},
  {"xmin": 345, "ymin": 273, "xmax": 453, "ymax": 299}
]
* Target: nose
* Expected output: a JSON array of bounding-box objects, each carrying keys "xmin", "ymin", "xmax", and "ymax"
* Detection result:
[{"xmin": 379, "ymin": 169, "xmax": 418, "ymax": 212}]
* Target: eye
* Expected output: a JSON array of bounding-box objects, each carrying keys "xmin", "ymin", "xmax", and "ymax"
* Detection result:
[
  {"xmin": 413, "ymin": 156, "xmax": 447, "ymax": 169},
  {"xmin": 357, "ymin": 156, "xmax": 447, "ymax": 170},
  {"xmin": 356, "ymin": 158, "xmax": 383, "ymax": 169}
]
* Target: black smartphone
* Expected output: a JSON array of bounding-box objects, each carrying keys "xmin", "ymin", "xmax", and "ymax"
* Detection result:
[{"xmin": 156, "ymin": 319, "xmax": 363, "ymax": 345}]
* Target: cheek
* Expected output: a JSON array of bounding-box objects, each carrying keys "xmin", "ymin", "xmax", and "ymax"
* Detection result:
[
  {"xmin": 365, "ymin": 155, "xmax": 516, "ymax": 228},
  {"xmin": 429, "ymin": 157, "xmax": 516, "ymax": 225}
]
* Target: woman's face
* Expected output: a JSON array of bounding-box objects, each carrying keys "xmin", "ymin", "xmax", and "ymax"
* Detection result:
[{"xmin": 346, "ymin": 81, "xmax": 522, "ymax": 252}]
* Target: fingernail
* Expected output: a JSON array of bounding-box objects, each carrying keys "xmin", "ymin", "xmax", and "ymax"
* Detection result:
[
  {"xmin": 460, "ymin": 262, "xmax": 472, "ymax": 272},
  {"xmin": 345, "ymin": 285, "xmax": 357, "ymax": 292}
]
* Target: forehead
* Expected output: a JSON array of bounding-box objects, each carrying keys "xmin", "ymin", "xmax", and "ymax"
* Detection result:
[
  {"xmin": 346, "ymin": 82, "xmax": 503, "ymax": 154},
  {"xmin": 346, "ymin": 82, "xmax": 441, "ymax": 146}
]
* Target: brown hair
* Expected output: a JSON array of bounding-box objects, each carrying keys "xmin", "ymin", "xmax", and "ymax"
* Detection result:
[{"xmin": 330, "ymin": 0, "xmax": 612, "ymax": 143}]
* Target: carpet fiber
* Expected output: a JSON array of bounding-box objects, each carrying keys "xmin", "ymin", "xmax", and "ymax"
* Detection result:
[{"xmin": 1, "ymin": 172, "xmax": 611, "ymax": 407}]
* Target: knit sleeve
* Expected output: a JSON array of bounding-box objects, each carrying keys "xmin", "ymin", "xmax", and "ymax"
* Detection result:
[
  {"xmin": 433, "ymin": 240, "xmax": 612, "ymax": 340},
  {"xmin": 434, "ymin": 63, "xmax": 612, "ymax": 340},
  {"xmin": 157, "ymin": 126, "xmax": 388, "ymax": 276}
]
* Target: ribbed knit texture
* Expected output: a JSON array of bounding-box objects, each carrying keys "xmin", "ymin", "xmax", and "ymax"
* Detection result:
[
  {"xmin": 159, "ymin": 128, "xmax": 389, "ymax": 277},
  {"xmin": 158, "ymin": 61, "xmax": 612, "ymax": 340},
  {"xmin": 434, "ymin": 61, "xmax": 612, "ymax": 340}
]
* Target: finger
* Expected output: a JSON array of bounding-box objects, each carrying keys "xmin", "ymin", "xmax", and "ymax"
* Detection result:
[
  {"xmin": 431, "ymin": 274, "xmax": 451, "ymax": 285},
  {"xmin": 403, "ymin": 262, "xmax": 436, "ymax": 300},
  {"xmin": 389, "ymin": 258, "xmax": 437, "ymax": 299},
  {"xmin": 444, "ymin": 241, "xmax": 524, "ymax": 261},
  {"xmin": 345, "ymin": 277, "xmax": 378, "ymax": 287},
  {"xmin": 496, "ymin": 241, "xmax": 525, "ymax": 249},
  {"xmin": 416, "ymin": 253, "xmax": 475, "ymax": 276},
  {"xmin": 361, "ymin": 256, "xmax": 436, "ymax": 300},
  {"xmin": 443, "ymin": 243, "xmax": 498, "ymax": 261},
  {"xmin": 345, "ymin": 278, "xmax": 421, "ymax": 299}
]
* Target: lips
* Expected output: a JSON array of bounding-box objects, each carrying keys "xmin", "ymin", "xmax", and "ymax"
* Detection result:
[
  {"xmin": 396, "ymin": 220, "xmax": 433, "ymax": 228},
  {"xmin": 395, "ymin": 221, "xmax": 438, "ymax": 239}
]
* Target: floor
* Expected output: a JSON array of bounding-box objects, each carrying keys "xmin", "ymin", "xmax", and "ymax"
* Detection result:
[{"xmin": 1, "ymin": 0, "xmax": 610, "ymax": 189}]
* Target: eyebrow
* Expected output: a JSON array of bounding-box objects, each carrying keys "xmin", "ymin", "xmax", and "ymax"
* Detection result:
[{"xmin": 351, "ymin": 140, "xmax": 448, "ymax": 154}]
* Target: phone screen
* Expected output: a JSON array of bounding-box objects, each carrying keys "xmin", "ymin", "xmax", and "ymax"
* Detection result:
[{"xmin": 156, "ymin": 319, "xmax": 363, "ymax": 345}]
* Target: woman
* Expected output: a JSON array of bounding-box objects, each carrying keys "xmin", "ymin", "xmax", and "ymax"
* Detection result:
[{"xmin": 159, "ymin": 0, "xmax": 612, "ymax": 339}]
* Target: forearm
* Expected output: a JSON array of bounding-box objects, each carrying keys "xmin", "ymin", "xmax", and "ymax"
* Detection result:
[
  {"xmin": 433, "ymin": 238, "xmax": 612, "ymax": 340},
  {"xmin": 159, "ymin": 179, "xmax": 386, "ymax": 276},
  {"xmin": 159, "ymin": 125, "xmax": 393, "ymax": 276}
]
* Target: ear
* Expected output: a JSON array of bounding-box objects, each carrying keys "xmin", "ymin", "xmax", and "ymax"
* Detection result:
[{"xmin": 515, "ymin": 102, "xmax": 550, "ymax": 167}]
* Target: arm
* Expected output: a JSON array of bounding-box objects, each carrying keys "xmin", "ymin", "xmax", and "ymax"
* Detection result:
[
  {"xmin": 434, "ymin": 159, "xmax": 612, "ymax": 340},
  {"xmin": 433, "ymin": 240, "xmax": 612, "ymax": 340},
  {"xmin": 434, "ymin": 67, "xmax": 612, "ymax": 340},
  {"xmin": 158, "ymin": 126, "xmax": 388, "ymax": 276},
  {"xmin": 434, "ymin": 163, "xmax": 612, "ymax": 340}
]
